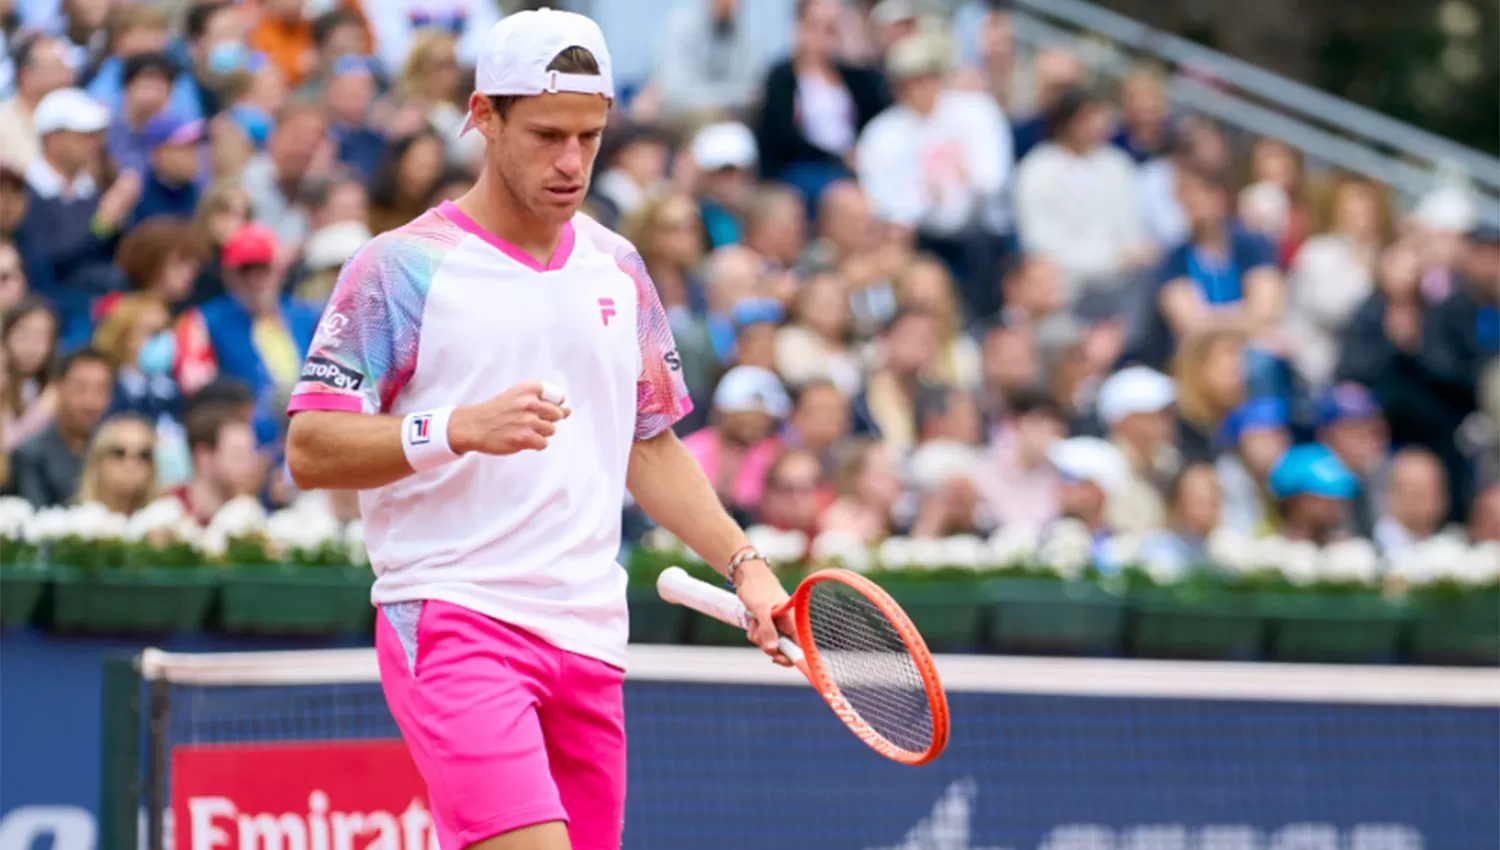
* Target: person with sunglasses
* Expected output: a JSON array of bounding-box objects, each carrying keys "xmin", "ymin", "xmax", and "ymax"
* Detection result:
[{"xmin": 74, "ymin": 414, "xmax": 158, "ymax": 516}]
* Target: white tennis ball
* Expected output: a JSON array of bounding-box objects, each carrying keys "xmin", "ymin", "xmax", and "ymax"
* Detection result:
[{"xmin": 539, "ymin": 381, "xmax": 567, "ymax": 405}]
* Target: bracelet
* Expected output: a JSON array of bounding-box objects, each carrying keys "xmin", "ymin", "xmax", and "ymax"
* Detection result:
[
  {"xmin": 725, "ymin": 545, "xmax": 765, "ymax": 589},
  {"xmin": 401, "ymin": 406, "xmax": 461, "ymax": 473}
]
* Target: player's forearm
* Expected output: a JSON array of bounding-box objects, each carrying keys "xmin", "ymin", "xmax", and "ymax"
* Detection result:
[
  {"xmin": 285, "ymin": 411, "xmax": 414, "ymax": 491},
  {"xmin": 627, "ymin": 431, "xmax": 751, "ymax": 577}
]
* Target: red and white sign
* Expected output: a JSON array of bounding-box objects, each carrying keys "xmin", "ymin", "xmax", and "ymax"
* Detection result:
[{"xmin": 171, "ymin": 741, "xmax": 433, "ymax": 850}]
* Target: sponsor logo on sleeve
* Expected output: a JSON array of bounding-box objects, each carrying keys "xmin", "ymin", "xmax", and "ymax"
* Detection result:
[
  {"xmin": 664, "ymin": 350, "xmax": 681, "ymax": 372},
  {"xmin": 300, "ymin": 356, "xmax": 364, "ymax": 391}
]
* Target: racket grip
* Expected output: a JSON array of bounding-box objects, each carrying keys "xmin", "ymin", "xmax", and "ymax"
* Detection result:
[{"xmin": 656, "ymin": 567, "xmax": 805, "ymax": 664}]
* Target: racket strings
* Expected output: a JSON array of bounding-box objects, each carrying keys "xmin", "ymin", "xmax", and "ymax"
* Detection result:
[{"xmin": 805, "ymin": 581, "xmax": 934, "ymax": 755}]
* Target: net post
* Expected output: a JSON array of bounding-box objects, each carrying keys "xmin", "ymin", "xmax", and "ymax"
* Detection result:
[
  {"xmin": 145, "ymin": 677, "xmax": 170, "ymax": 850},
  {"xmin": 99, "ymin": 656, "xmax": 142, "ymax": 850}
]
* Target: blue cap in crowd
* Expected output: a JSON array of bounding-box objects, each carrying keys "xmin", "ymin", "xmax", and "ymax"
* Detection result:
[
  {"xmin": 1268, "ymin": 443, "xmax": 1359, "ymax": 500},
  {"xmin": 1216, "ymin": 395, "xmax": 1289, "ymax": 450},
  {"xmin": 1315, "ymin": 382, "xmax": 1381, "ymax": 430},
  {"xmin": 732, "ymin": 298, "xmax": 784, "ymax": 328},
  {"xmin": 141, "ymin": 113, "xmax": 205, "ymax": 150}
]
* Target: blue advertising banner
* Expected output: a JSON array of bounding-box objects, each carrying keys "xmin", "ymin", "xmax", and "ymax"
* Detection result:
[{"xmin": 3, "ymin": 631, "xmax": 1497, "ymax": 850}]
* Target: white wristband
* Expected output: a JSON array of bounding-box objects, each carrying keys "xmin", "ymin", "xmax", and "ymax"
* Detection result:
[{"xmin": 401, "ymin": 406, "xmax": 461, "ymax": 473}]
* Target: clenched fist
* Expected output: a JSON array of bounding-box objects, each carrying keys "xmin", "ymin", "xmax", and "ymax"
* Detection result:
[{"xmin": 448, "ymin": 381, "xmax": 571, "ymax": 456}]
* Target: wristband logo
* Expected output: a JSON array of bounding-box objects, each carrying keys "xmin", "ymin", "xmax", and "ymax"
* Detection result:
[
  {"xmin": 408, "ymin": 414, "xmax": 432, "ymax": 445},
  {"xmin": 300, "ymin": 357, "xmax": 363, "ymax": 391}
]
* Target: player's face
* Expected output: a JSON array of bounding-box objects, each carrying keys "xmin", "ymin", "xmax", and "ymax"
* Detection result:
[{"xmin": 492, "ymin": 93, "xmax": 609, "ymax": 226}]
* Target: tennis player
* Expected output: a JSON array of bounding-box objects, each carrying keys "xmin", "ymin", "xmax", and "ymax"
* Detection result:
[{"xmin": 284, "ymin": 10, "xmax": 792, "ymax": 850}]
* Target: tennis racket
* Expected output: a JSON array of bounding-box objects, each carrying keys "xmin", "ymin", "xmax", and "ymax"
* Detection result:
[{"xmin": 657, "ymin": 566, "xmax": 949, "ymax": 765}]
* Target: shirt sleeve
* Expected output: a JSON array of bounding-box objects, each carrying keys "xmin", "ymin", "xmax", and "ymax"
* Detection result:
[
  {"xmin": 287, "ymin": 235, "xmax": 425, "ymax": 416},
  {"xmin": 625, "ymin": 251, "xmax": 693, "ymax": 441}
]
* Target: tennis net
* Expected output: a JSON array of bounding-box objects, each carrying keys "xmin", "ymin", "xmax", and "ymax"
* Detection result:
[{"xmin": 103, "ymin": 645, "xmax": 1500, "ymax": 850}]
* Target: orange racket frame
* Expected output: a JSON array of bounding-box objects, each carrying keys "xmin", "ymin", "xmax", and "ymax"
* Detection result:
[{"xmin": 657, "ymin": 566, "xmax": 950, "ymax": 766}]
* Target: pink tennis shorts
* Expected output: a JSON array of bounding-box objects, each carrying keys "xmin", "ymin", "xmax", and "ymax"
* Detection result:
[{"xmin": 375, "ymin": 600, "xmax": 626, "ymax": 850}]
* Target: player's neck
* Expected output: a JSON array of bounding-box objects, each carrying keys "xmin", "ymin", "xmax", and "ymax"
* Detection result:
[{"xmin": 456, "ymin": 172, "xmax": 567, "ymax": 267}]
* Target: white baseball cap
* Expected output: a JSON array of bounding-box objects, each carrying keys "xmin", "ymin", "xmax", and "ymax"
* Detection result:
[
  {"xmin": 1097, "ymin": 366, "xmax": 1176, "ymax": 427},
  {"xmin": 691, "ymin": 122, "xmax": 757, "ymax": 171},
  {"xmin": 713, "ymin": 366, "xmax": 791, "ymax": 419},
  {"xmin": 1049, "ymin": 437, "xmax": 1131, "ymax": 498},
  {"xmin": 34, "ymin": 88, "xmax": 111, "ymax": 136},
  {"xmin": 460, "ymin": 8, "xmax": 615, "ymax": 136}
]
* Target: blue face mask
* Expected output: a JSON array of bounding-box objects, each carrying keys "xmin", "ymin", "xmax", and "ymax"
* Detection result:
[
  {"xmin": 206, "ymin": 41, "xmax": 249, "ymax": 75},
  {"xmin": 138, "ymin": 331, "xmax": 176, "ymax": 376},
  {"xmin": 230, "ymin": 104, "xmax": 274, "ymax": 149}
]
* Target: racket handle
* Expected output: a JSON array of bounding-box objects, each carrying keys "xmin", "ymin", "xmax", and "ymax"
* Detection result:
[{"xmin": 656, "ymin": 567, "xmax": 805, "ymax": 664}]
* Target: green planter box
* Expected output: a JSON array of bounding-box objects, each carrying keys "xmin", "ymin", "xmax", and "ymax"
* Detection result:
[
  {"xmin": 48, "ymin": 566, "xmax": 218, "ymax": 634},
  {"xmin": 219, "ymin": 567, "xmax": 374, "ymax": 635},
  {"xmin": 1130, "ymin": 589, "xmax": 1264, "ymax": 660},
  {"xmin": 0, "ymin": 564, "xmax": 48, "ymax": 628},
  {"xmin": 628, "ymin": 586, "xmax": 687, "ymax": 644},
  {"xmin": 1260, "ymin": 593, "xmax": 1408, "ymax": 664},
  {"xmin": 1409, "ymin": 597, "xmax": 1500, "ymax": 666},
  {"xmin": 983, "ymin": 578, "xmax": 1126, "ymax": 655},
  {"xmin": 871, "ymin": 576, "xmax": 985, "ymax": 653}
]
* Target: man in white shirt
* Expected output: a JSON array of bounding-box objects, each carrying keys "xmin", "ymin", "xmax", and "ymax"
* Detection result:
[
  {"xmin": 284, "ymin": 11, "xmax": 792, "ymax": 850},
  {"xmin": 653, "ymin": 0, "xmax": 762, "ymax": 122}
]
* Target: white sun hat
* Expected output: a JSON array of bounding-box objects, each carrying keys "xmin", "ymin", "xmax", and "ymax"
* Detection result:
[{"xmin": 460, "ymin": 8, "xmax": 615, "ymax": 136}]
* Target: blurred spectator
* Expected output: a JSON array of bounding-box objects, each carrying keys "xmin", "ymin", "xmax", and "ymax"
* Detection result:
[
  {"xmin": 240, "ymin": 101, "xmax": 329, "ymax": 246},
  {"xmin": 85, "ymin": 5, "xmax": 195, "ymax": 120},
  {"xmin": 115, "ymin": 217, "xmax": 210, "ymax": 313},
  {"xmin": 699, "ymin": 244, "xmax": 762, "ymax": 363},
  {"xmin": 104, "ymin": 51, "xmax": 177, "ymax": 175},
  {"xmin": 1139, "ymin": 463, "xmax": 1222, "ymax": 577},
  {"xmin": 1172, "ymin": 327, "xmax": 1247, "ymax": 464},
  {"xmin": 1215, "ymin": 396, "xmax": 1292, "ymax": 537},
  {"xmin": 820, "ymin": 437, "xmax": 901, "ymax": 542},
  {"xmin": 1374, "ymin": 447, "xmax": 1450, "ymax": 557},
  {"xmin": 92, "ymin": 292, "xmax": 180, "ymax": 426},
  {"xmin": 743, "ymin": 183, "xmax": 806, "ymax": 273},
  {"xmin": 389, "ymin": 30, "xmax": 467, "ymax": 143},
  {"xmin": 170, "ymin": 403, "xmax": 263, "ymax": 525},
  {"xmin": 1045, "ymin": 435, "xmax": 1131, "ymax": 571},
  {"xmin": 1469, "ymin": 484, "xmax": 1500, "ymax": 544},
  {"xmin": 323, "ymin": 55, "xmax": 385, "ymax": 180},
  {"xmin": 1409, "ymin": 186, "xmax": 1473, "ymax": 304},
  {"xmin": 1008, "ymin": 46, "xmax": 1082, "ymax": 161},
  {"xmin": 1238, "ymin": 137, "xmax": 1309, "ymax": 265},
  {"xmin": 681, "ymin": 365, "xmax": 790, "ymax": 521},
  {"xmin": 1, "ymin": 164, "xmax": 27, "ymax": 239},
  {"xmin": 250, "ymin": 0, "xmax": 320, "ymax": 86},
  {"xmin": 892, "ymin": 256, "xmax": 980, "ymax": 389},
  {"xmin": 134, "ymin": 114, "xmax": 208, "ymax": 223},
  {"xmin": 175, "ymin": 223, "xmax": 320, "ymax": 446},
  {"xmin": 756, "ymin": 448, "xmax": 827, "ymax": 537},
  {"xmin": 621, "ymin": 192, "xmax": 715, "ymax": 402},
  {"xmin": 365, "ymin": 0, "xmax": 501, "ymax": 80},
  {"xmin": 1267, "ymin": 442, "xmax": 1357, "ymax": 545},
  {"xmin": 1137, "ymin": 119, "xmax": 1228, "ymax": 251},
  {"xmin": 908, "ymin": 387, "xmax": 989, "ymax": 539},
  {"xmin": 866, "ymin": 1, "xmax": 921, "ymax": 64},
  {"xmin": 9, "ymin": 347, "xmax": 111, "ymax": 507},
  {"xmin": 975, "ymin": 387, "xmax": 1063, "ymax": 531},
  {"xmin": 781, "ymin": 379, "xmax": 851, "ymax": 474},
  {"xmin": 730, "ymin": 297, "xmax": 782, "ymax": 372},
  {"xmin": 852, "ymin": 309, "xmax": 942, "ymax": 449},
  {"xmin": 855, "ymin": 31, "xmax": 1010, "ymax": 280},
  {"xmin": 655, "ymin": 0, "xmax": 761, "ymax": 123},
  {"xmin": 0, "ymin": 34, "xmax": 74, "ymax": 169},
  {"xmin": 297, "ymin": 219, "xmax": 371, "ymax": 305},
  {"xmin": 301, "ymin": 9, "xmax": 376, "ymax": 97},
  {"xmin": 995, "ymin": 253, "xmax": 1066, "ymax": 336},
  {"xmin": 1, "ymin": 297, "xmax": 59, "ymax": 451},
  {"xmin": 688, "ymin": 121, "xmax": 758, "ymax": 249},
  {"xmin": 950, "ymin": 0, "xmax": 1016, "ymax": 110},
  {"xmin": 975, "ymin": 321, "xmax": 1039, "ymax": 425},
  {"xmin": 1314, "ymin": 383, "xmax": 1390, "ymax": 538},
  {"xmin": 589, "ymin": 122, "xmax": 669, "ymax": 225},
  {"xmin": 776, "ymin": 270, "xmax": 863, "ymax": 397},
  {"xmin": 1284, "ymin": 176, "xmax": 1390, "ymax": 386},
  {"xmin": 1014, "ymin": 85, "xmax": 1151, "ymax": 307},
  {"xmin": 189, "ymin": 179, "xmax": 253, "ymax": 308},
  {"xmin": 1111, "ymin": 67, "xmax": 1173, "ymax": 164},
  {"xmin": 0, "ymin": 239, "xmax": 25, "ymax": 311},
  {"xmin": 368, "ymin": 129, "xmax": 445, "ymax": 234},
  {"xmin": 1097, "ymin": 365, "xmax": 1179, "ymax": 536},
  {"xmin": 756, "ymin": 0, "xmax": 889, "ymax": 207},
  {"xmin": 179, "ymin": 1, "xmax": 251, "ymax": 122},
  {"xmin": 74, "ymin": 413, "xmax": 156, "ymax": 515}
]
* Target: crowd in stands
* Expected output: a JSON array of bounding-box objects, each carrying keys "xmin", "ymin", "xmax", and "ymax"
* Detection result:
[{"xmin": 1, "ymin": 0, "xmax": 1497, "ymax": 574}]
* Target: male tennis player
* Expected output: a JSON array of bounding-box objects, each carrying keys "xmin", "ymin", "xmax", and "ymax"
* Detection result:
[{"xmin": 284, "ymin": 10, "xmax": 793, "ymax": 850}]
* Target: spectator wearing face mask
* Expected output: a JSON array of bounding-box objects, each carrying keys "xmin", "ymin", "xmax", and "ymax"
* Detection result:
[
  {"xmin": 1267, "ymin": 443, "xmax": 1358, "ymax": 546},
  {"xmin": 178, "ymin": 1, "xmax": 251, "ymax": 122},
  {"xmin": 93, "ymin": 293, "xmax": 182, "ymax": 427},
  {"xmin": 8, "ymin": 347, "xmax": 113, "ymax": 508},
  {"xmin": 1215, "ymin": 396, "xmax": 1292, "ymax": 538}
]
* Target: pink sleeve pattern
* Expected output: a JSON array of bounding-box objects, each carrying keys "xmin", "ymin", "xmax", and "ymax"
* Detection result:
[
  {"xmin": 287, "ymin": 213, "xmax": 463, "ymax": 416},
  {"xmin": 618, "ymin": 249, "xmax": 694, "ymax": 440}
]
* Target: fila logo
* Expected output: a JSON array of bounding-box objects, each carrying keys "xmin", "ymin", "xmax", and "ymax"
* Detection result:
[
  {"xmin": 598, "ymin": 297, "xmax": 616, "ymax": 326},
  {"xmin": 408, "ymin": 414, "xmax": 432, "ymax": 445}
]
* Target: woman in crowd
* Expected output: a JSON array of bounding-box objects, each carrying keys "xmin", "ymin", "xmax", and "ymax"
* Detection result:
[
  {"xmin": 1, "ymin": 297, "xmax": 59, "ymax": 452},
  {"xmin": 368, "ymin": 130, "xmax": 447, "ymax": 234},
  {"xmin": 115, "ymin": 218, "xmax": 211, "ymax": 314},
  {"xmin": 1172, "ymin": 327, "xmax": 1248, "ymax": 465},
  {"xmin": 820, "ymin": 437, "xmax": 903, "ymax": 543},
  {"xmin": 1238, "ymin": 137, "xmax": 1310, "ymax": 265},
  {"xmin": 777, "ymin": 270, "xmax": 864, "ymax": 397},
  {"xmin": 0, "ymin": 240, "xmax": 25, "ymax": 313},
  {"xmin": 75, "ymin": 414, "xmax": 158, "ymax": 517},
  {"xmin": 390, "ymin": 30, "xmax": 467, "ymax": 143},
  {"xmin": 893, "ymin": 256, "xmax": 982, "ymax": 391},
  {"xmin": 93, "ymin": 294, "xmax": 180, "ymax": 425},
  {"xmin": 191, "ymin": 181, "xmax": 254, "ymax": 308}
]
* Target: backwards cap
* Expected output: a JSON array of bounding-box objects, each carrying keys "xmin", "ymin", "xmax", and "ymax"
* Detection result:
[{"xmin": 460, "ymin": 9, "xmax": 615, "ymax": 136}]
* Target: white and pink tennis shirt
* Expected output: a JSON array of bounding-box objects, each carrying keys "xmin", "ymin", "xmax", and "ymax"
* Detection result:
[{"xmin": 287, "ymin": 201, "xmax": 692, "ymax": 669}]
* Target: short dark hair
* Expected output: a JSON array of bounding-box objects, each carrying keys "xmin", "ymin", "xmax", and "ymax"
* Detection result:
[
  {"xmin": 122, "ymin": 51, "xmax": 177, "ymax": 87},
  {"xmin": 12, "ymin": 33, "xmax": 52, "ymax": 74},
  {"xmin": 299, "ymin": 170, "xmax": 362, "ymax": 209},
  {"xmin": 185, "ymin": 402, "xmax": 249, "ymax": 452},
  {"xmin": 792, "ymin": 378, "xmax": 842, "ymax": 409},
  {"xmin": 1176, "ymin": 157, "xmax": 1230, "ymax": 196},
  {"xmin": 487, "ymin": 46, "xmax": 601, "ymax": 120},
  {"xmin": 184, "ymin": 379, "xmax": 255, "ymax": 422},
  {"xmin": 57, "ymin": 347, "xmax": 112, "ymax": 382},
  {"xmin": 1007, "ymin": 388, "xmax": 1064, "ymax": 422},
  {"xmin": 311, "ymin": 8, "xmax": 364, "ymax": 48},
  {"xmin": 185, "ymin": 1, "xmax": 233, "ymax": 43},
  {"xmin": 1043, "ymin": 84, "xmax": 1106, "ymax": 138}
]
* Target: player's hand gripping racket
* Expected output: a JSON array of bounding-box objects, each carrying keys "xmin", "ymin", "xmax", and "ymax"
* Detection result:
[{"xmin": 657, "ymin": 566, "xmax": 949, "ymax": 765}]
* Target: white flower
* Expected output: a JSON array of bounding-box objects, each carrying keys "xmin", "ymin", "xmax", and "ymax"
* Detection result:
[
  {"xmin": 745, "ymin": 524, "xmax": 780, "ymax": 554},
  {"xmin": 126, "ymin": 498, "xmax": 188, "ymax": 542},
  {"xmin": 987, "ymin": 526, "xmax": 1040, "ymax": 567},
  {"xmin": 207, "ymin": 496, "xmax": 269, "ymax": 538},
  {"xmin": 770, "ymin": 529, "xmax": 808, "ymax": 563},
  {"xmin": 267, "ymin": 505, "xmax": 340, "ymax": 552},
  {"xmin": 1246, "ymin": 535, "xmax": 1288, "ymax": 573},
  {"xmin": 1109, "ymin": 533, "xmax": 1145, "ymax": 570},
  {"xmin": 1280, "ymin": 540, "xmax": 1320, "ymax": 585},
  {"xmin": 1037, "ymin": 519, "xmax": 1092, "ymax": 580},
  {"xmin": 877, "ymin": 536, "xmax": 914, "ymax": 570},
  {"xmin": 811, "ymin": 530, "xmax": 869, "ymax": 567},
  {"xmin": 199, "ymin": 528, "xmax": 229, "ymax": 560},
  {"xmin": 938, "ymin": 535, "xmax": 986, "ymax": 570},
  {"xmin": 908, "ymin": 537, "xmax": 947, "ymax": 570},
  {"xmin": 1206, "ymin": 528, "xmax": 1254, "ymax": 572},
  {"xmin": 173, "ymin": 518, "xmax": 204, "ymax": 548},
  {"xmin": 1318, "ymin": 538, "xmax": 1381, "ymax": 585},
  {"xmin": 67, "ymin": 502, "xmax": 114, "ymax": 540},
  {"xmin": 1404, "ymin": 535, "xmax": 1471, "ymax": 584},
  {"xmin": 1455, "ymin": 542, "xmax": 1500, "ymax": 585},
  {"xmin": 0, "ymin": 497, "xmax": 35, "ymax": 539}
]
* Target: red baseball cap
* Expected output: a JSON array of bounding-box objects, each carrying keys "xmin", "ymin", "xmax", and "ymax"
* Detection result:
[{"xmin": 222, "ymin": 223, "xmax": 278, "ymax": 269}]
